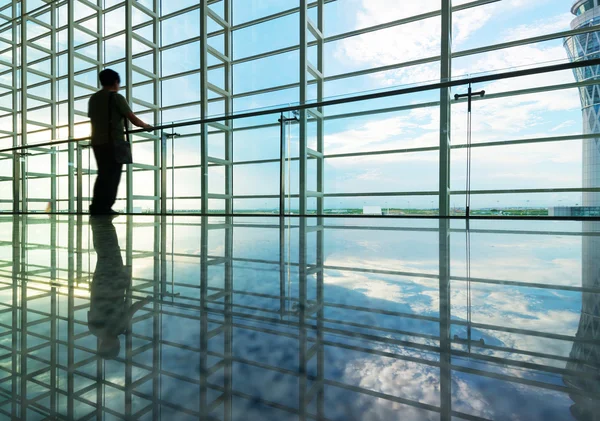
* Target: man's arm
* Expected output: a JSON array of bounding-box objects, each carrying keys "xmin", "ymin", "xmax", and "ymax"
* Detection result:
[
  {"xmin": 125, "ymin": 296, "xmax": 152, "ymax": 324},
  {"xmin": 115, "ymin": 94, "xmax": 152, "ymax": 130},
  {"xmin": 126, "ymin": 112, "xmax": 152, "ymax": 130}
]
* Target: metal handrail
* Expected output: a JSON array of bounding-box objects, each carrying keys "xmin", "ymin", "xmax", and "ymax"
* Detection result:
[
  {"xmin": 128, "ymin": 57, "xmax": 600, "ymax": 133},
  {"xmin": 1, "ymin": 57, "xmax": 600, "ymax": 154}
]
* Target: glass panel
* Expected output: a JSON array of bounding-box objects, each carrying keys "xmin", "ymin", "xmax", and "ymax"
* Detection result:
[{"xmin": 2, "ymin": 0, "xmax": 600, "ymax": 219}]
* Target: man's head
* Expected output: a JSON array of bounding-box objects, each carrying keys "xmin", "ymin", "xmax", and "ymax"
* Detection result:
[{"xmin": 99, "ymin": 69, "xmax": 121, "ymax": 91}]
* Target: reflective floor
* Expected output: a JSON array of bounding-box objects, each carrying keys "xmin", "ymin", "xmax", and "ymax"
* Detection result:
[{"xmin": 0, "ymin": 215, "xmax": 598, "ymax": 421}]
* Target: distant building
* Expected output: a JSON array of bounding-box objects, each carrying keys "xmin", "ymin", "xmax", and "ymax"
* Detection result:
[
  {"xmin": 548, "ymin": 206, "xmax": 600, "ymax": 217},
  {"xmin": 362, "ymin": 206, "xmax": 382, "ymax": 215},
  {"xmin": 565, "ymin": 0, "xmax": 600, "ymax": 208}
]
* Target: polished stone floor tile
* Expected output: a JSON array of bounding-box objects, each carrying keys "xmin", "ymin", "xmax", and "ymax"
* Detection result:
[{"xmin": 0, "ymin": 215, "xmax": 597, "ymax": 420}]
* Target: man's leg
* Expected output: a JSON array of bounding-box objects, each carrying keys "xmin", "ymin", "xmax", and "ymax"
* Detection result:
[
  {"xmin": 91, "ymin": 145, "xmax": 111, "ymax": 212},
  {"xmin": 107, "ymin": 160, "xmax": 123, "ymax": 211}
]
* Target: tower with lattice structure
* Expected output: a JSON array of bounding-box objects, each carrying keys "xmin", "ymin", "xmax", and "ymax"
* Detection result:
[{"xmin": 565, "ymin": 0, "xmax": 600, "ymax": 208}]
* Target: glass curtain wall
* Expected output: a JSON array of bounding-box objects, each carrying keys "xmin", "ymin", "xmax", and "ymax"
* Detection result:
[{"xmin": 0, "ymin": 1, "xmax": 598, "ymax": 216}]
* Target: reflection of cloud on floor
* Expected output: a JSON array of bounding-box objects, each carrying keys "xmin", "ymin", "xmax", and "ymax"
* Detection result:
[
  {"xmin": 451, "ymin": 234, "xmax": 581, "ymax": 286},
  {"xmin": 339, "ymin": 352, "xmax": 491, "ymax": 420},
  {"xmin": 465, "ymin": 255, "xmax": 580, "ymax": 286},
  {"xmin": 331, "ymin": 339, "xmax": 574, "ymax": 421},
  {"xmin": 125, "ymin": 220, "xmax": 593, "ymax": 419},
  {"xmin": 325, "ymin": 269, "xmax": 430, "ymax": 303},
  {"xmin": 104, "ymin": 254, "xmax": 585, "ymax": 419},
  {"xmin": 327, "ymin": 256, "xmax": 439, "ymax": 276}
]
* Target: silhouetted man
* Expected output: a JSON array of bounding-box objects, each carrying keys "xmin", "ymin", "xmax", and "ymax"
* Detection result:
[{"xmin": 88, "ymin": 69, "xmax": 151, "ymax": 215}]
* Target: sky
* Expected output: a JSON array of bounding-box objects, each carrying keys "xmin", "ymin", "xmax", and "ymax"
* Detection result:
[
  {"xmin": 157, "ymin": 0, "xmax": 592, "ymax": 211},
  {"xmin": 0, "ymin": 0, "xmax": 595, "ymax": 211}
]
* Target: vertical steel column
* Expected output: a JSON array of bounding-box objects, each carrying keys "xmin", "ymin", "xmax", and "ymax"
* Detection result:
[
  {"xmin": 50, "ymin": 1, "xmax": 57, "ymax": 213},
  {"xmin": 298, "ymin": 0, "xmax": 308, "ymax": 216},
  {"xmin": 203, "ymin": 4, "xmax": 233, "ymax": 215},
  {"xmin": 76, "ymin": 144, "xmax": 83, "ymax": 213},
  {"xmin": 12, "ymin": 154, "xmax": 19, "ymax": 213},
  {"xmin": 439, "ymin": 218, "xmax": 451, "ymax": 421},
  {"xmin": 224, "ymin": 0, "xmax": 234, "ymax": 215},
  {"xmin": 50, "ymin": 149, "xmax": 56, "ymax": 212},
  {"xmin": 68, "ymin": 1, "xmax": 76, "ymax": 213},
  {"xmin": 439, "ymin": 0, "xmax": 452, "ymax": 217},
  {"xmin": 20, "ymin": 1, "xmax": 27, "ymax": 214},
  {"xmin": 160, "ymin": 132, "xmax": 167, "ymax": 214},
  {"xmin": 11, "ymin": 4, "xmax": 19, "ymax": 213},
  {"xmin": 300, "ymin": 0, "xmax": 325, "ymax": 215},
  {"xmin": 316, "ymin": 0, "xmax": 325, "ymax": 216},
  {"xmin": 200, "ymin": 2, "xmax": 209, "ymax": 214},
  {"xmin": 154, "ymin": 0, "xmax": 161, "ymax": 214},
  {"xmin": 76, "ymin": 214, "xmax": 83, "ymax": 283},
  {"xmin": 97, "ymin": 0, "xmax": 104, "ymax": 80},
  {"xmin": 279, "ymin": 114, "xmax": 287, "ymax": 216},
  {"xmin": 96, "ymin": 0, "xmax": 104, "ymax": 214},
  {"xmin": 125, "ymin": 0, "xmax": 133, "ymax": 213}
]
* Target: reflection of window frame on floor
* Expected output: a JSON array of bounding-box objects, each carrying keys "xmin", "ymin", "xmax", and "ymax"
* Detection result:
[{"xmin": 0, "ymin": 215, "xmax": 597, "ymax": 419}]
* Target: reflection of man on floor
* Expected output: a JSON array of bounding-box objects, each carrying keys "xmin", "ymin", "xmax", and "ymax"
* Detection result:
[{"xmin": 88, "ymin": 216, "xmax": 150, "ymax": 359}]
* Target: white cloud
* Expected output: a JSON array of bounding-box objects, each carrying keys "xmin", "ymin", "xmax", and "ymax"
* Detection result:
[
  {"xmin": 333, "ymin": 1, "xmax": 443, "ymax": 85},
  {"xmin": 327, "ymin": 2, "xmax": 583, "ymax": 195},
  {"xmin": 454, "ymin": 5, "xmax": 493, "ymax": 45},
  {"xmin": 324, "ymin": 115, "xmax": 422, "ymax": 155},
  {"xmin": 503, "ymin": 13, "xmax": 574, "ymax": 43},
  {"xmin": 357, "ymin": 168, "xmax": 384, "ymax": 181},
  {"xmin": 336, "ymin": 1, "xmax": 573, "ymax": 89},
  {"xmin": 551, "ymin": 120, "xmax": 577, "ymax": 132},
  {"xmin": 455, "ymin": 44, "xmax": 572, "ymax": 80},
  {"xmin": 332, "ymin": 0, "xmax": 502, "ymax": 87}
]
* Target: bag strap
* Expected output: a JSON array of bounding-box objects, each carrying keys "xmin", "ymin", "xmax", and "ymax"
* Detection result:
[
  {"xmin": 107, "ymin": 92, "xmax": 130, "ymax": 144},
  {"xmin": 108, "ymin": 91, "xmax": 114, "ymax": 143}
]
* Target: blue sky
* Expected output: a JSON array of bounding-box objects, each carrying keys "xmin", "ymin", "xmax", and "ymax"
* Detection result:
[{"xmin": 151, "ymin": 0, "xmax": 589, "ymax": 211}]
